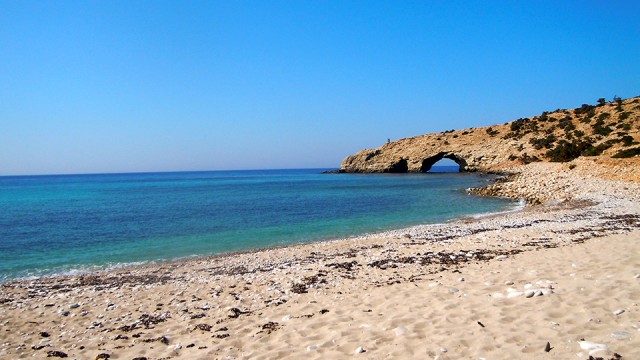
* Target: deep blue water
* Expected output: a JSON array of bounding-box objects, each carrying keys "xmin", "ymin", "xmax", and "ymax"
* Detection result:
[{"xmin": 0, "ymin": 168, "xmax": 516, "ymax": 281}]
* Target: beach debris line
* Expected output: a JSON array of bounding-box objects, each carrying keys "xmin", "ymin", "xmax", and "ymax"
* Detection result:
[
  {"xmin": 257, "ymin": 321, "xmax": 280, "ymax": 334},
  {"xmin": 46, "ymin": 350, "xmax": 68, "ymax": 358},
  {"xmin": 142, "ymin": 335, "xmax": 170, "ymax": 345},
  {"xmin": 228, "ymin": 307, "xmax": 251, "ymax": 318}
]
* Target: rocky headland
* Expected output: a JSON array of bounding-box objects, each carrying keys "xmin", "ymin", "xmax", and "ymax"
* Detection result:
[{"xmin": 340, "ymin": 96, "xmax": 640, "ymax": 179}]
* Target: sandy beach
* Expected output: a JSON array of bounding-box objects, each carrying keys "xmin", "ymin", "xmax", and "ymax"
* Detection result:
[{"xmin": 1, "ymin": 161, "xmax": 639, "ymax": 359}]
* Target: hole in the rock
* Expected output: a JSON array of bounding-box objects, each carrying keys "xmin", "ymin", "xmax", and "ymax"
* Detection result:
[{"xmin": 428, "ymin": 158, "xmax": 460, "ymax": 173}]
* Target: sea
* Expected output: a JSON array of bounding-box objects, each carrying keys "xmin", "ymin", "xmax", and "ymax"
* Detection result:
[{"xmin": 0, "ymin": 167, "xmax": 518, "ymax": 282}]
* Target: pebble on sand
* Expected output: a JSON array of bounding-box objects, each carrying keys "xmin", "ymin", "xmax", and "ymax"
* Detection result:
[
  {"xmin": 613, "ymin": 309, "xmax": 625, "ymax": 316},
  {"xmin": 355, "ymin": 346, "xmax": 365, "ymax": 354}
]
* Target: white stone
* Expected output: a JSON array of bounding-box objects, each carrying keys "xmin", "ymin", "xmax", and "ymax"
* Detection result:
[
  {"xmin": 306, "ymin": 345, "xmax": 319, "ymax": 351},
  {"xmin": 394, "ymin": 327, "xmax": 407, "ymax": 336},
  {"xmin": 524, "ymin": 290, "xmax": 535, "ymax": 298},
  {"xmin": 578, "ymin": 341, "xmax": 607, "ymax": 355},
  {"xmin": 504, "ymin": 281, "xmax": 514, "ymax": 285},
  {"xmin": 495, "ymin": 255, "xmax": 507, "ymax": 260},
  {"xmin": 613, "ymin": 309, "xmax": 625, "ymax": 316},
  {"xmin": 355, "ymin": 346, "xmax": 365, "ymax": 354}
]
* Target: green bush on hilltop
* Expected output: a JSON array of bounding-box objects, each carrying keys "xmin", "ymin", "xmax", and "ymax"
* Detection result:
[
  {"xmin": 529, "ymin": 134, "xmax": 556, "ymax": 150},
  {"xmin": 486, "ymin": 127, "xmax": 499, "ymax": 136},
  {"xmin": 546, "ymin": 139, "xmax": 594, "ymax": 162},
  {"xmin": 574, "ymin": 103, "xmax": 595, "ymax": 116},
  {"xmin": 612, "ymin": 147, "xmax": 640, "ymax": 158},
  {"xmin": 619, "ymin": 112, "xmax": 631, "ymax": 121},
  {"xmin": 619, "ymin": 135, "xmax": 638, "ymax": 146},
  {"xmin": 592, "ymin": 119, "xmax": 613, "ymax": 136},
  {"xmin": 582, "ymin": 141, "xmax": 613, "ymax": 156}
]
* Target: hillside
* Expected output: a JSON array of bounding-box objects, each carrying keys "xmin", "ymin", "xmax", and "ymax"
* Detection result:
[{"xmin": 340, "ymin": 96, "xmax": 640, "ymax": 181}]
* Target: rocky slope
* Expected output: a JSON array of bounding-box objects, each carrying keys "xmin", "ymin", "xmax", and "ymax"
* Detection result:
[{"xmin": 340, "ymin": 96, "xmax": 640, "ymax": 175}]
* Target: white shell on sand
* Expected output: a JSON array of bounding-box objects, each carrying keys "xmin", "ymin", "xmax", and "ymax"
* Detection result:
[
  {"xmin": 495, "ymin": 255, "xmax": 507, "ymax": 260},
  {"xmin": 613, "ymin": 309, "xmax": 625, "ymax": 315},
  {"xmin": 394, "ymin": 327, "xmax": 407, "ymax": 336},
  {"xmin": 281, "ymin": 315, "xmax": 291, "ymax": 322},
  {"xmin": 524, "ymin": 290, "xmax": 535, "ymax": 298},
  {"xmin": 578, "ymin": 341, "xmax": 607, "ymax": 355},
  {"xmin": 306, "ymin": 345, "xmax": 319, "ymax": 351},
  {"xmin": 355, "ymin": 346, "xmax": 365, "ymax": 354},
  {"xmin": 504, "ymin": 281, "xmax": 514, "ymax": 285}
]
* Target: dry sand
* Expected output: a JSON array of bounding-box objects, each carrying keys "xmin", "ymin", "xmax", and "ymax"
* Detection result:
[{"xmin": 1, "ymin": 162, "xmax": 639, "ymax": 359}]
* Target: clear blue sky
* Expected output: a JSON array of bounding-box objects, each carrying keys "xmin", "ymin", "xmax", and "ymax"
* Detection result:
[{"xmin": 1, "ymin": 1, "xmax": 638, "ymax": 175}]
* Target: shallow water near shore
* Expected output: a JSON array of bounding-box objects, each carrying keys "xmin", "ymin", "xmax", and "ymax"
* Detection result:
[{"xmin": 0, "ymin": 168, "xmax": 517, "ymax": 281}]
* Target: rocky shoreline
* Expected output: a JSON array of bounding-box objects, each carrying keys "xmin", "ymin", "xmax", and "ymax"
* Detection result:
[{"xmin": 1, "ymin": 162, "xmax": 639, "ymax": 359}]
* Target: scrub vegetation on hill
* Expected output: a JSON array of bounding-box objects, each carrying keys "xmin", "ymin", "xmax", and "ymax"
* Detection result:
[
  {"xmin": 502, "ymin": 96, "xmax": 640, "ymax": 163},
  {"xmin": 340, "ymin": 95, "xmax": 640, "ymax": 174}
]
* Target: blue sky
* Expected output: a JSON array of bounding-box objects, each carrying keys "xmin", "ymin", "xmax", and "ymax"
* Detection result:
[{"xmin": 1, "ymin": 1, "xmax": 638, "ymax": 175}]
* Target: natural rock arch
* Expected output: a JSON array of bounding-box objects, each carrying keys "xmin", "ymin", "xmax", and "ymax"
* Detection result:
[{"xmin": 419, "ymin": 152, "xmax": 469, "ymax": 173}]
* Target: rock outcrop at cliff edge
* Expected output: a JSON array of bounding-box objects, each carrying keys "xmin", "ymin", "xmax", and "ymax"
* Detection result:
[{"xmin": 340, "ymin": 96, "xmax": 640, "ymax": 173}]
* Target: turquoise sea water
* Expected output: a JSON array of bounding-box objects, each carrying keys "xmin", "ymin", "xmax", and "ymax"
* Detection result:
[{"xmin": 0, "ymin": 168, "xmax": 516, "ymax": 281}]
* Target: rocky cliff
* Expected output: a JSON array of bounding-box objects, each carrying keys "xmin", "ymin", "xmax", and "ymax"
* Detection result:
[{"xmin": 340, "ymin": 96, "xmax": 640, "ymax": 174}]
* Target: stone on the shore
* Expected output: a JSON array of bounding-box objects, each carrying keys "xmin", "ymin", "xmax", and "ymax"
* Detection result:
[
  {"xmin": 524, "ymin": 290, "xmax": 535, "ymax": 298},
  {"xmin": 394, "ymin": 327, "xmax": 407, "ymax": 336},
  {"xmin": 613, "ymin": 309, "xmax": 625, "ymax": 316},
  {"xmin": 578, "ymin": 340, "xmax": 607, "ymax": 355},
  {"xmin": 355, "ymin": 346, "xmax": 365, "ymax": 354}
]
